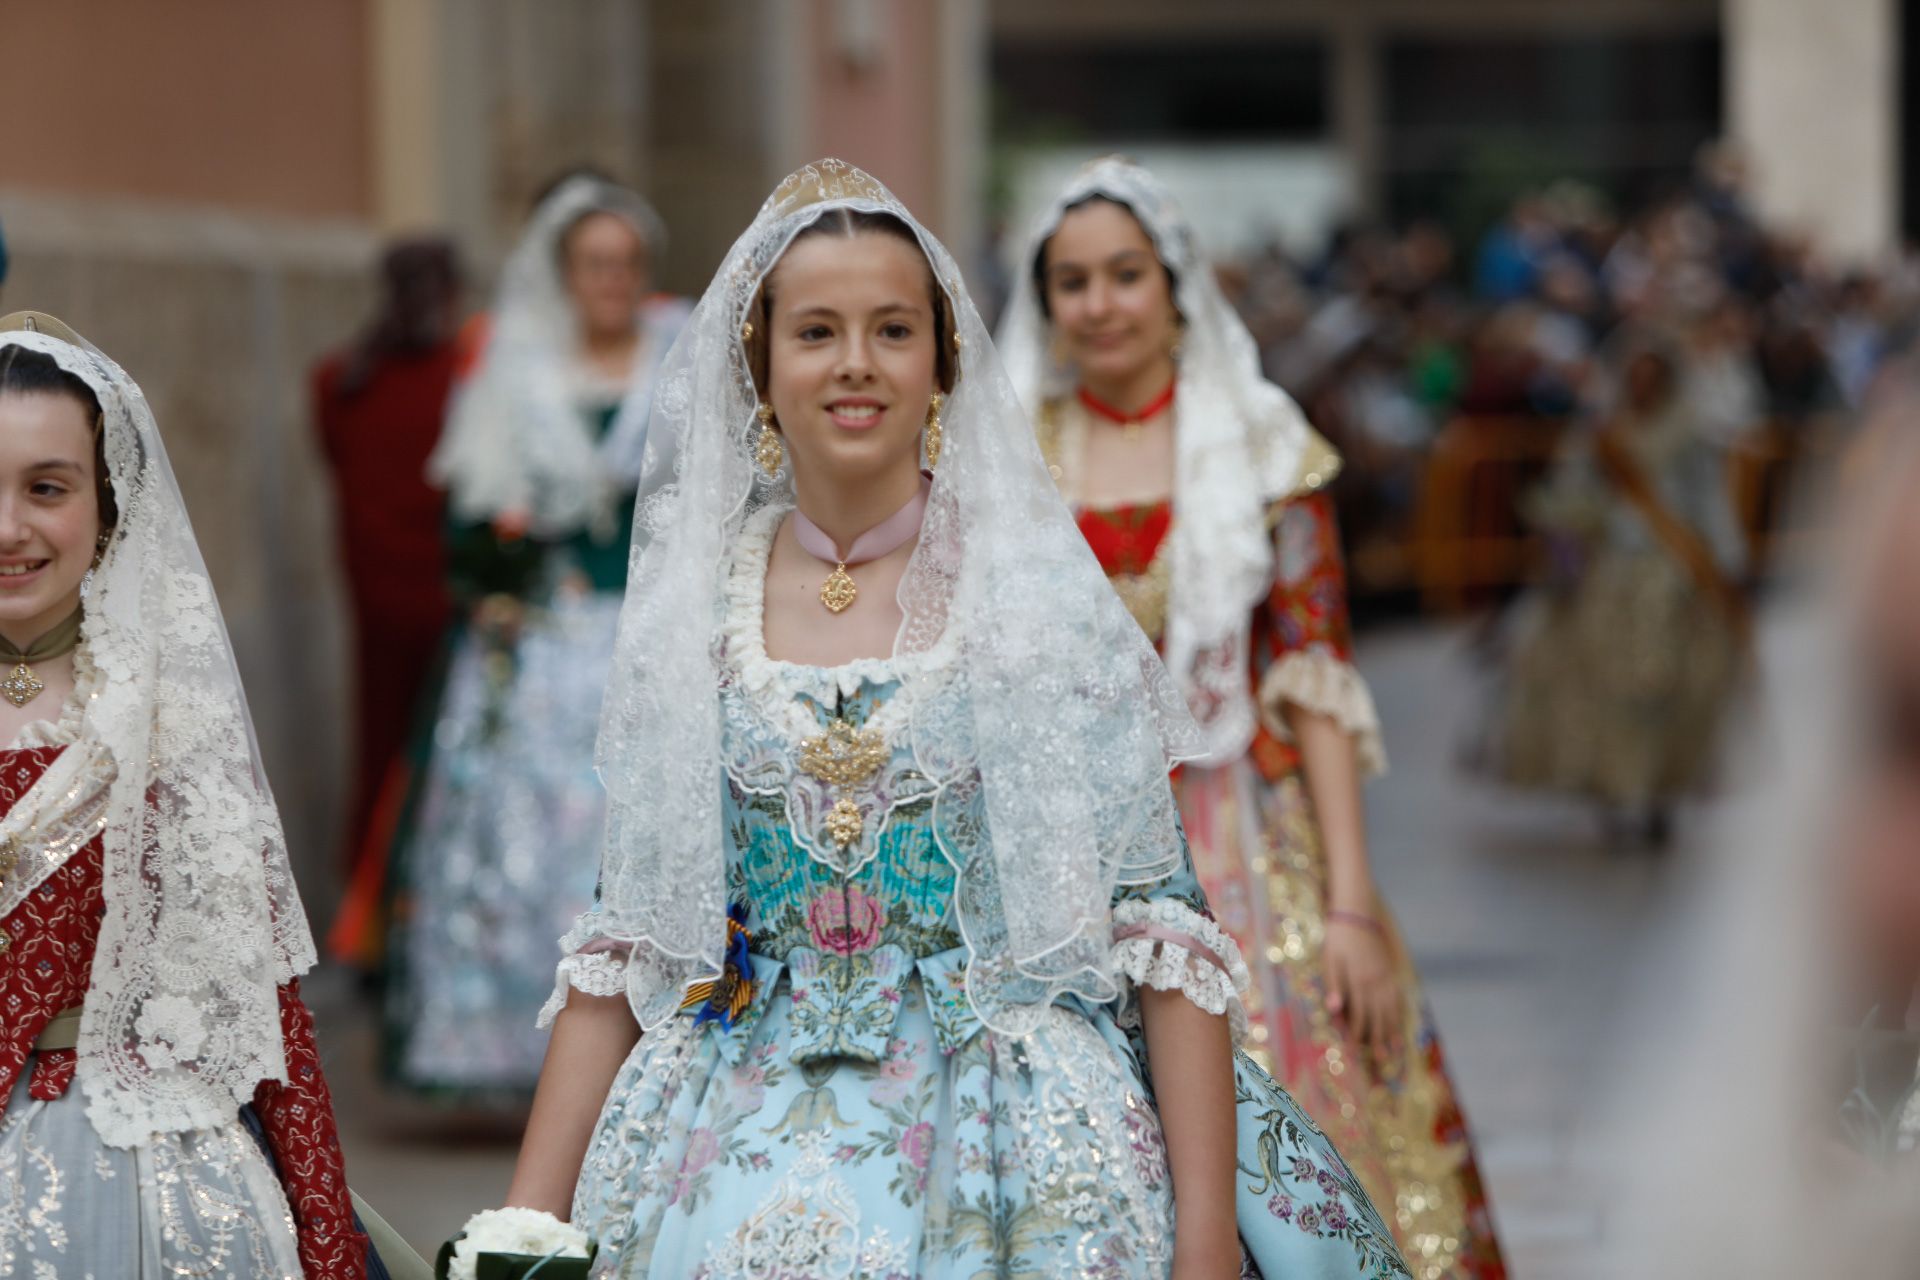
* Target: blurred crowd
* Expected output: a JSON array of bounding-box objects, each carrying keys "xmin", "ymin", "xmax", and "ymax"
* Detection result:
[{"xmin": 1217, "ymin": 142, "xmax": 1917, "ymax": 600}]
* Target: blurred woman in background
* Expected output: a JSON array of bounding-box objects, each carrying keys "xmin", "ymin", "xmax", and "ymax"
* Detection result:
[
  {"xmin": 1601, "ymin": 360, "xmax": 1920, "ymax": 1277},
  {"xmin": 999, "ymin": 156, "xmax": 1505, "ymax": 1280},
  {"xmin": 370, "ymin": 174, "xmax": 686, "ymax": 1101},
  {"xmin": 311, "ymin": 236, "xmax": 464, "ymax": 886},
  {"xmin": 1492, "ymin": 336, "xmax": 1748, "ymax": 847}
]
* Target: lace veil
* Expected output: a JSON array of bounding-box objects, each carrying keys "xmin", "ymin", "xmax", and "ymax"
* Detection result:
[
  {"xmin": 0, "ymin": 316, "xmax": 315, "ymax": 1148},
  {"xmin": 593, "ymin": 160, "xmax": 1201, "ymax": 1035},
  {"xmin": 429, "ymin": 175, "xmax": 682, "ymax": 538},
  {"xmin": 997, "ymin": 156, "xmax": 1317, "ymax": 762}
]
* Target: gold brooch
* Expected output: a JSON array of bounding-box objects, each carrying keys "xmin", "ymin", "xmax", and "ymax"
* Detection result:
[
  {"xmin": 799, "ymin": 719, "xmax": 889, "ymax": 848},
  {"xmin": 800, "ymin": 719, "xmax": 888, "ymax": 788},
  {"xmin": 0, "ymin": 664, "xmax": 45, "ymax": 708}
]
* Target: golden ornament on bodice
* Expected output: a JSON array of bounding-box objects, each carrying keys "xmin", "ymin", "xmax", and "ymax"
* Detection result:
[
  {"xmin": 825, "ymin": 796, "xmax": 865, "ymax": 849},
  {"xmin": 799, "ymin": 718, "xmax": 891, "ymax": 849},
  {"xmin": 799, "ymin": 719, "xmax": 888, "ymax": 788}
]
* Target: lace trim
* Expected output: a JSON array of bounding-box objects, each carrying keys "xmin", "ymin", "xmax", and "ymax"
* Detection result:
[
  {"xmin": 721, "ymin": 503, "xmax": 957, "ymax": 736},
  {"xmin": 8, "ymin": 641, "xmax": 98, "ymax": 750},
  {"xmin": 1110, "ymin": 898, "xmax": 1250, "ymax": 1045},
  {"xmin": 537, "ymin": 948, "xmax": 632, "ymax": 1028},
  {"xmin": 1256, "ymin": 649, "xmax": 1389, "ymax": 777}
]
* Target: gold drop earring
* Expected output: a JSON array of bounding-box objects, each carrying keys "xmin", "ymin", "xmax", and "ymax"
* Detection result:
[
  {"xmin": 923, "ymin": 394, "xmax": 944, "ymax": 470},
  {"xmin": 754, "ymin": 403, "xmax": 784, "ymax": 477}
]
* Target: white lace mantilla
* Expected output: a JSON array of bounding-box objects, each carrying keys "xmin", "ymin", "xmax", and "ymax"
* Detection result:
[
  {"xmin": 1257, "ymin": 649, "xmax": 1389, "ymax": 778},
  {"xmin": 430, "ymin": 176, "xmax": 678, "ymax": 539},
  {"xmin": 589, "ymin": 160, "xmax": 1201, "ymax": 1041},
  {"xmin": 998, "ymin": 156, "xmax": 1321, "ymax": 765},
  {"xmin": 1110, "ymin": 898, "xmax": 1251, "ymax": 1045},
  {"xmin": 3, "ymin": 325, "xmax": 315, "ymax": 1149}
]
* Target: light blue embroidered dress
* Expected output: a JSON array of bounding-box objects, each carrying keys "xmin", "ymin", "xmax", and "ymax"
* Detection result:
[{"xmin": 547, "ymin": 508, "xmax": 1408, "ymax": 1279}]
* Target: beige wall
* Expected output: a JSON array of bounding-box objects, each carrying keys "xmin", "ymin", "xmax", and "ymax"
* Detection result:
[
  {"xmin": 1726, "ymin": 0, "xmax": 1899, "ymax": 263},
  {"xmin": 0, "ymin": 193, "xmax": 375, "ymax": 921},
  {"xmin": 0, "ymin": 0, "xmax": 386, "ymax": 916},
  {"xmin": 0, "ymin": 1, "xmax": 693, "ymax": 916},
  {"xmin": 803, "ymin": 0, "xmax": 945, "ymax": 227},
  {"xmin": 1, "ymin": 0, "xmax": 372, "ymax": 219}
]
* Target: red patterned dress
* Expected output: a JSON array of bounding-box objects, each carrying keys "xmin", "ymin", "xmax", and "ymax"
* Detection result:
[
  {"xmin": 0, "ymin": 743, "xmax": 367, "ymax": 1279},
  {"xmin": 1043, "ymin": 402, "xmax": 1506, "ymax": 1280}
]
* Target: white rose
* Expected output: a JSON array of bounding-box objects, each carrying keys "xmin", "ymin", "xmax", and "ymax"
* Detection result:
[{"xmin": 449, "ymin": 1208, "xmax": 590, "ymax": 1280}]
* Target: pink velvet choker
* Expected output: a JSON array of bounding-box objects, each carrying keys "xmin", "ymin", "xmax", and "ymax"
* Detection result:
[{"xmin": 789, "ymin": 477, "xmax": 929, "ymax": 614}]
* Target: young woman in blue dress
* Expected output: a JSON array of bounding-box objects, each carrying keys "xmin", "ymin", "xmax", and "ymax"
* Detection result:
[{"xmin": 494, "ymin": 161, "xmax": 1408, "ymax": 1279}]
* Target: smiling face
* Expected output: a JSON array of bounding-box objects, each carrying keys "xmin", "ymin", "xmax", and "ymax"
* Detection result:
[
  {"xmin": 561, "ymin": 210, "xmax": 651, "ymax": 341},
  {"xmin": 762, "ymin": 227, "xmax": 941, "ymax": 492},
  {"xmin": 0, "ymin": 389, "xmax": 102, "ymax": 642},
  {"xmin": 1040, "ymin": 197, "xmax": 1181, "ymax": 392}
]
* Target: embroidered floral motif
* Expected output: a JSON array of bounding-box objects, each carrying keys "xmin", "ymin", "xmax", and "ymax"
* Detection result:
[{"xmin": 807, "ymin": 885, "xmax": 887, "ymax": 957}]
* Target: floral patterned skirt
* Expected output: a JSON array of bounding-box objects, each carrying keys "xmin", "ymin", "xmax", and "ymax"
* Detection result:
[
  {"xmin": 0, "ymin": 1072, "xmax": 303, "ymax": 1279},
  {"xmin": 572, "ymin": 975, "xmax": 1407, "ymax": 1279},
  {"xmin": 385, "ymin": 589, "xmax": 622, "ymax": 1096},
  {"xmin": 1497, "ymin": 550, "xmax": 1742, "ymax": 807},
  {"xmin": 1175, "ymin": 761, "xmax": 1507, "ymax": 1280}
]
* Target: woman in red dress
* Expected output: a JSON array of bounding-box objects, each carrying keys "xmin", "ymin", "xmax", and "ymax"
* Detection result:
[
  {"xmin": 0, "ymin": 313, "xmax": 367, "ymax": 1278},
  {"xmin": 998, "ymin": 159, "xmax": 1506, "ymax": 1280}
]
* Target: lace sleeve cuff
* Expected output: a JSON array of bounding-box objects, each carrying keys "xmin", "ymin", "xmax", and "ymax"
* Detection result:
[
  {"xmin": 1111, "ymin": 899, "xmax": 1251, "ymax": 1045},
  {"xmin": 537, "ymin": 939, "xmax": 632, "ymax": 1029},
  {"xmin": 1257, "ymin": 649, "xmax": 1389, "ymax": 777}
]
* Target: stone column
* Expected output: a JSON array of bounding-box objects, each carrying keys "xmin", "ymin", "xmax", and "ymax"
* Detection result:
[
  {"xmin": 1330, "ymin": 11, "xmax": 1382, "ymax": 221},
  {"xmin": 1726, "ymin": 0, "xmax": 1898, "ymax": 262}
]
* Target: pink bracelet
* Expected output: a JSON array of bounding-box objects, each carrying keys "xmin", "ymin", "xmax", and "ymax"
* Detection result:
[{"xmin": 1326, "ymin": 909, "xmax": 1386, "ymax": 938}]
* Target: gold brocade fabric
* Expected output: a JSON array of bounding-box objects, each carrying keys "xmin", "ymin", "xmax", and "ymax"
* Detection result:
[
  {"xmin": 1040, "ymin": 391, "xmax": 1504, "ymax": 1278},
  {"xmin": 1175, "ymin": 765, "xmax": 1505, "ymax": 1280}
]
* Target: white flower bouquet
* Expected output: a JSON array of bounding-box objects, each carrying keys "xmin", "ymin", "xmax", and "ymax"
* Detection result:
[{"xmin": 435, "ymin": 1207, "xmax": 596, "ymax": 1280}]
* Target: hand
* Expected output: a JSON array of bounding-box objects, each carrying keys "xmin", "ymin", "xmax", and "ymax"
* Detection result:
[{"xmin": 1323, "ymin": 912, "xmax": 1404, "ymax": 1065}]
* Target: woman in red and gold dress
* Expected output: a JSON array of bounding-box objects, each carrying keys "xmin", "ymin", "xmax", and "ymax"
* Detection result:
[
  {"xmin": 999, "ymin": 159, "xmax": 1506, "ymax": 1280},
  {"xmin": 0, "ymin": 313, "xmax": 367, "ymax": 1278}
]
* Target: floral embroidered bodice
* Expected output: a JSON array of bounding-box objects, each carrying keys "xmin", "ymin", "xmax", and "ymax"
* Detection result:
[
  {"xmin": 719, "ymin": 674, "xmax": 980, "ymax": 1064},
  {"xmin": 549, "ymin": 505, "xmax": 1252, "ymax": 1057}
]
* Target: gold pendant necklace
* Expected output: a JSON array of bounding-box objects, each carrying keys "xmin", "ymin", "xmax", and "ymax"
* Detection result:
[
  {"xmin": 0, "ymin": 664, "xmax": 44, "ymax": 709},
  {"xmin": 819, "ymin": 563, "xmax": 858, "ymax": 614},
  {"xmin": 789, "ymin": 481, "xmax": 930, "ymax": 617},
  {"xmin": 0, "ymin": 605, "xmax": 85, "ymax": 709}
]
